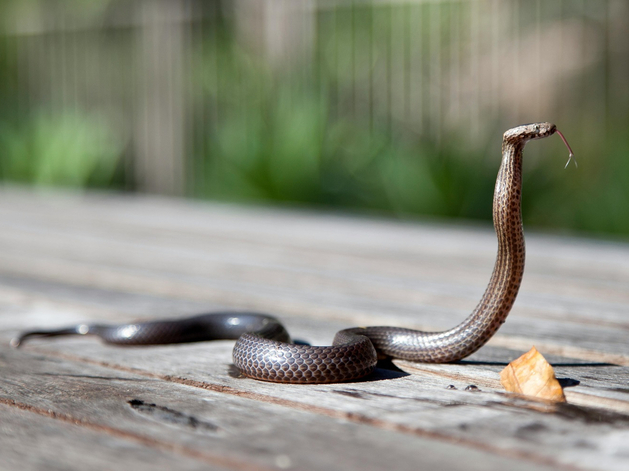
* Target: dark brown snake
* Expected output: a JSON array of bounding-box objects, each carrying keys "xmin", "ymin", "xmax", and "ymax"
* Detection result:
[{"xmin": 12, "ymin": 123, "xmax": 574, "ymax": 384}]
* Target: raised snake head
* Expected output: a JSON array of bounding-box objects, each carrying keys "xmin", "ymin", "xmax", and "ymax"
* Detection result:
[{"xmin": 503, "ymin": 122, "xmax": 557, "ymax": 145}]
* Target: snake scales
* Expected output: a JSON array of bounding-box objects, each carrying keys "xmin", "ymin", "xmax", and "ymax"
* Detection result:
[{"xmin": 12, "ymin": 123, "xmax": 574, "ymax": 384}]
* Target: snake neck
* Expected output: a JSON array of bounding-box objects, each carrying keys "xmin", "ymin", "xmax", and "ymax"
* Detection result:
[
  {"xmin": 436, "ymin": 140, "xmax": 526, "ymax": 357},
  {"xmin": 474, "ymin": 142, "xmax": 525, "ymax": 328}
]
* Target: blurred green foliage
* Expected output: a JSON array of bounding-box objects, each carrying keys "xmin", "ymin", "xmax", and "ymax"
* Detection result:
[
  {"xmin": 192, "ymin": 7, "xmax": 499, "ymax": 221},
  {"xmin": 195, "ymin": 83, "xmax": 497, "ymax": 221},
  {"xmin": 0, "ymin": 111, "xmax": 123, "ymax": 187},
  {"xmin": 0, "ymin": 0, "xmax": 627, "ymax": 240},
  {"xmin": 524, "ymin": 127, "xmax": 629, "ymax": 236},
  {"xmin": 189, "ymin": 1, "xmax": 629, "ymax": 240}
]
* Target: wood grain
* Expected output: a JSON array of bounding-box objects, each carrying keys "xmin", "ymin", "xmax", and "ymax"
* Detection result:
[{"xmin": 1, "ymin": 188, "xmax": 628, "ymax": 470}]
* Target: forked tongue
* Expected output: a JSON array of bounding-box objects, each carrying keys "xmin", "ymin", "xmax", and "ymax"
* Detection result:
[{"xmin": 556, "ymin": 129, "xmax": 577, "ymax": 169}]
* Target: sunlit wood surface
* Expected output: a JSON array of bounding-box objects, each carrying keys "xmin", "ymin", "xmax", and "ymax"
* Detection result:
[{"xmin": 1, "ymin": 188, "xmax": 628, "ymax": 471}]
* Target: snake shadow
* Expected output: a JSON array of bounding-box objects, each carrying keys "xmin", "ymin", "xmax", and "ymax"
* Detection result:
[{"xmin": 369, "ymin": 359, "xmax": 411, "ymax": 381}]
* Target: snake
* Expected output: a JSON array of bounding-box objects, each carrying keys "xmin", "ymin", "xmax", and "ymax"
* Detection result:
[{"xmin": 11, "ymin": 123, "xmax": 574, "ymax": 384}]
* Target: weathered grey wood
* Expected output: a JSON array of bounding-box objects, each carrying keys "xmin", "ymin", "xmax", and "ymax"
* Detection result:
[
  {"xmin": 1, "ymin": 345, "xmax": 563, "ymax": 471},
  {"xmin": 2, "ymin": 311, "xmax": 628, "ymax": 470},
  {"xmin": 1, "ymin": 188, "xmax": 629, "ymax": 470},
  {"xmin": 0, "ymin": 404, "xmax": 227, "ymax": 471},
  {"xmin": 0, "ymin": 189, "xmax": 628, "ymax": 354}
]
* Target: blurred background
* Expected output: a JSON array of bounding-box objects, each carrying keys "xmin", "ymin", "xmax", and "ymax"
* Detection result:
[{"xmin": 0, "ymin": 0, "xmax": 627, "ymax": 238}]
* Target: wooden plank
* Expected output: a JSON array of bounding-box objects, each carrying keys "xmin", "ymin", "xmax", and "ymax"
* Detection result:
[
  {"xmin": 1, "ymin": 189, "xmax": 629, "ymax": 470},
  {"xmin": 1, "ymin": 345, "xmax": 563, "ymax": 471},
  {"xmin": 0, "ymin": 404, "xmax": 228, "ymax": 471},
  {"xmin": 1, "ymin": 188, "xmax": 628, "ymax": 307},
  {"xmin": 0, "ymin": 191, "xmax": 628, "ymax": 362},
  {"xmin": 1, "ymin": 293, "xmax": 629, "ymax": 470}
]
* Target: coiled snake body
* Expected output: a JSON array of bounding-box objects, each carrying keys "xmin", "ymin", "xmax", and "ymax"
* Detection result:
[{"xmin": 13, "ymin": 123, "xmax": 572, "ymax": 384}]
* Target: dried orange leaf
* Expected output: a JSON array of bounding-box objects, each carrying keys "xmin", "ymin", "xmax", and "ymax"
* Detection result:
[{"xmin": 500, "ymin": 347, "xmax": 566, "ymax": 402}]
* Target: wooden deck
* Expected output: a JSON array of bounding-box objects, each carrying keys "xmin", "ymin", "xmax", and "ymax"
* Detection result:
[{"xmin": 1, "ymin": 188, "xmax": 628, "ymax": 471}]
